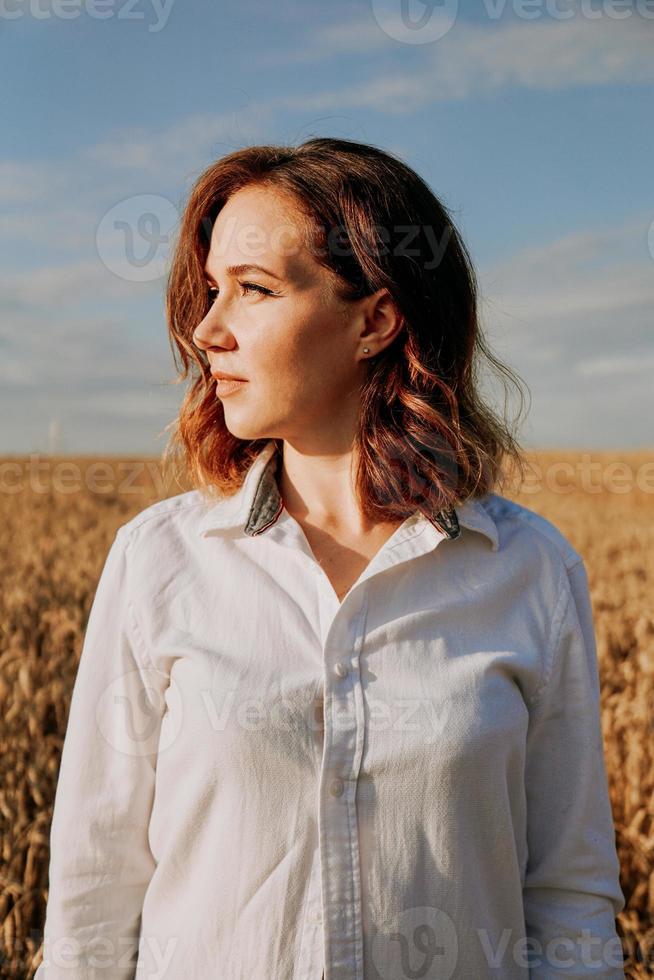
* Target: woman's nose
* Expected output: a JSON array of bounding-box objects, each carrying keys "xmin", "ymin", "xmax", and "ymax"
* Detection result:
[{"xmin": 192, "ymin": 308, "xmax": 233, "ymax": 352}]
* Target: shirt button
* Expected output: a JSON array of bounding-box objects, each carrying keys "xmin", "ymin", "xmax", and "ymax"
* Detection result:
[
  {"xmin": 329, "ymin": 777, "xmax": 345, "ymax": 797},
  {"xmin": 334, "ymin": 661, "xmax": 348, "ymax": 678},
  {"xmin": 309, "ymin": 908, "xmax": 322, "ymax": 923}
]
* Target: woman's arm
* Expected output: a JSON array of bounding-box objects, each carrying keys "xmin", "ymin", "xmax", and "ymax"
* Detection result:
[
  {"xmin": 522, "ymin": 558, "xmax": 626, "ymax": 978},
  {"xmin": 34, "ymin": 526, "xmax": 168, "ymax": 980}
]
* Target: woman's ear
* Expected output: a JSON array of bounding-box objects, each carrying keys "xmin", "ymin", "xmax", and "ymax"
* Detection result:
[{"xmin": 360, "ymin": 288, "xmax": 404, "ymax": 354}]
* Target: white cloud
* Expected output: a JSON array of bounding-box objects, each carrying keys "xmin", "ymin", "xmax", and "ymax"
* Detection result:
[
  {"xmin": 575, "ymin": 350, "xmax": 654, "ymax": 377},
  {"xmin": 479, "ymin": 215, "xmax": 654, "ymax": 327},
  {"xmin": 0, "ymin": 205, "xmax": 100, "ymax": 251},
  {"xmin": 476, "ymin": 213, "xmax": 654, "ymax": 444},
  {"xmin": 79, "ymin": 107, "xmax": 268, "ymax": 184},
  {"xmin": 0, "ymin": 159, "xmax": 74, "ymax": 206},
  {"xmin": 482, "ymin": 262, "xmax": 654, "ymax": 321},
  {"xmin": 0, "ymin": 310, "xmax": 171, "ymax": 386},
  {"xmin": 2, "ymin": 260, "xmax": 159, "ymax": 307},
  {"xmin": 270, "ymin": 14, "xmax": 654, "ymax": 111},
  {"xmin": 0, "ymin": 104, "xmax": 269, "ymax": 215}
]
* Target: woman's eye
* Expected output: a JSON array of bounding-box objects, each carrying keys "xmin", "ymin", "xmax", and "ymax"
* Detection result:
[
  {"xmin": 206, "ymin": 282, "xmax": 274, "ymax": 304},
  {"xmin": 241, "ymin": 281, "xmax": 274, "ymax": 296}
]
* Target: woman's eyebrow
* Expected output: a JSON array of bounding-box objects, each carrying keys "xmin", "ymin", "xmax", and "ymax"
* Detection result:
[{"xmin": 204, "ymin": 263, "xmax": 284, "ymax": 282}]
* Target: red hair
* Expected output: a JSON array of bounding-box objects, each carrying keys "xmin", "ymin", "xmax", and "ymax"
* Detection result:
[{"xmin": 161, "ymin": 137, "xmax": 529, "ymax": 522}]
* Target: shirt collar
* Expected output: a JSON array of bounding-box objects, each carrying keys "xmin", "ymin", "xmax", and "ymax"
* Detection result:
[{"xmin": 197, "ymin": 439, "xmax": 499, "ymax": 552}]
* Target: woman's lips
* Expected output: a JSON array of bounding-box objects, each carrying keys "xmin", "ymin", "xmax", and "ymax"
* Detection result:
[{"xmin": 215, "ymin": 378, "xmax": 247, "ymax": 396}]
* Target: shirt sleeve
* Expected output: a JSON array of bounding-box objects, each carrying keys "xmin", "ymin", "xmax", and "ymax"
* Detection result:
[
  {"xmin": 34, "ymin": 527, "xmax": 169, "ymax": 980},
  {"xmin": 522, "ymin": 558, "xmax": 626, "ymax": 979}
]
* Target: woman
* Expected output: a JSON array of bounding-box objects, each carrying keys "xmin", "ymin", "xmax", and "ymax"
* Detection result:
[{"xmin": 36, "ymin": 137, "xmax": 625, "ymax": 979}]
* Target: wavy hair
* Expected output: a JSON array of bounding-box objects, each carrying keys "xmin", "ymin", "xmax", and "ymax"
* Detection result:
[{"xmin": 161, "ymin": 136, "xmax": 530, "ymax": 522}]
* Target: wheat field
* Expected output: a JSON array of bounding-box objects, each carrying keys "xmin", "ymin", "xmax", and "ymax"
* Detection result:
[{"xmin": 0, "ymin": 450, "xmax": 652, "ymax": 978}]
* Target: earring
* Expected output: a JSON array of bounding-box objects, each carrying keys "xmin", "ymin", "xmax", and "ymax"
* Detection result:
[{"xmin": 363, "ymin": 347, "xmax": 370, "ymax": 354}]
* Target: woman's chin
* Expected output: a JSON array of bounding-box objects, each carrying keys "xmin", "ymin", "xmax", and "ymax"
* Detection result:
[{"xmin": 222, "ymin": 417, "xmax": 275, "ymax": 442}]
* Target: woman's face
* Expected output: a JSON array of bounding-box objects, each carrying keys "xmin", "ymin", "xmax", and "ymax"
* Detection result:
[{"xmin": 192, "ymin": 184, "xmax": 390, "ymax": 446}]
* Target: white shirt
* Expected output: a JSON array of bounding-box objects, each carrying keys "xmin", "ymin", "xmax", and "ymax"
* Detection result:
[{"xmin": 36, "ymin": 438, "xmax": 625, "ymax": 980}]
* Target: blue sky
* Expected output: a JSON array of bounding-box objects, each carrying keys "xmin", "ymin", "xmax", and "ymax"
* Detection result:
[{"xmin": 2, "ymin": 0, "xmax": 653, "ymax": 454}]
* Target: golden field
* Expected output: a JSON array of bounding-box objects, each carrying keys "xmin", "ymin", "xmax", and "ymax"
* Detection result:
[{"xmin": 0, "ymin": 450, "xmax": 652, "ymax": 978}]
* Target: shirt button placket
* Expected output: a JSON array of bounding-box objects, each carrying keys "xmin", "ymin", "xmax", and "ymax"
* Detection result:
[{"xmin": 319, "ymin": 592, "xmax": 368, "ymax": 980}]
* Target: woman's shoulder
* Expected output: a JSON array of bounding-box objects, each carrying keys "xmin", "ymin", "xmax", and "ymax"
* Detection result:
[
  {"xmin": 114, "ymin": 489, "xmax": 210, "ymax": 551},
  {"xmin": 478, "ymin": 491, "xmax": 584, "ymax": 574}
]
